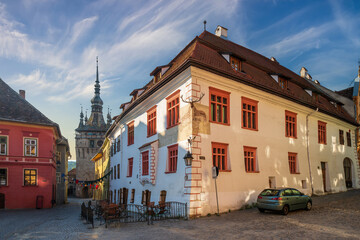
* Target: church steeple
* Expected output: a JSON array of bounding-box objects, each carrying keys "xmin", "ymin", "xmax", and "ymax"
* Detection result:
[{"xmin": 87, "ymin": 57, "xmax": 106, "ymax": 128}]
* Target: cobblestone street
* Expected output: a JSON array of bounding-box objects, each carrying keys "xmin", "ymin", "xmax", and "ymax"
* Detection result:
[{"xmin": 1, "ymin": 190, "xmax": 360, "ymax": 240}]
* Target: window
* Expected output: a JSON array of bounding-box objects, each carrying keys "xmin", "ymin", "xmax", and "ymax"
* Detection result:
[
  {"xmin": 0, "ymin": 169, "xmax": 7, "ymax": 186},
  {"xmin": 114, "ymin": 189, "xmax": 117, "ymax": 203},
  {"xmin": 114, "ymin": 165, "xmax": 116, "ymax": 180},
  {"xmin": 166, "ymin": 144, "xmax": 178, "ymax": 173},
  {"xmin": 288, "ymin": 152, "xmax": 298, "ymax": 174},
  {"xmin": 111, "ymin": 167, "xmax": 113, "ymax": 180},
  {"xmin": 128, "ymin": 121, "xmax": 134, "ymax": 145},
  {"xmin": 141, "ymin": 190, "xmax": 151, "ymax": 205},
  {"xmin": 24, "ymin": 169, "xmax": 37, "ymax": 186},
  {"xmin": 318, "ymin": 121, "xmax": 327, "ymax": 144},
  {"xmin": 166, "ymin": 90, "xmax": 180, "ymax": 128},
  {"xmin": 90, "ymin": 140, "xmax": 94, "ymax": 148},
  {"xmin": 142, "ymin": 151, "xmax": 149, "ymax": 176},
  {"xmin": 24, "ymin": 138, "xmax": 37, "ymax": 156},
  {"xmin": 230, "ymin": 56, "xmax": 241, "ymax": 72},
  {"xmin": 147, "ymin": 106, "xmax": 157, "ymax": 137},
  {"xmin": 117, "ymin": 164, "xmax": 120, "ymax": 179},
  {"xmin": 160, "ymin": 190, "xmax": 167, "ymax": 202},
  {"xmin": 0, "ymin": 136, "xmax": 7, "ymax": 155},
  {"xmin": 130, "ymin": 189, "xmax": 135, "ymax": 203},
  {"xmin": 244, "ymin": 146, "xmax": 258, "ymax": 173},
  {"xmin": 110, "ymin": 144, "xmax": 114, "ymax": 156},
  {"xmin": 279, "ymin": 77, "xmax": 287, "ymax": 89},
  {"xmin": 113, "ymin": 141, "xmax": 116, "ymax": 154},
  {"xmin": 242, "ymin": 97, "xmax": 258, "ymax": 130},
  {"xmin": 122, "ymin": 188, "xmax": 129, "ymax": 205},
  {"xmin": 56, "ymin": 172, "xmax": 61, "ymax": 184},
  {"xmin": 117, "ymin": 139, "xmax": 120, "ymax": 152},
  {"xmin": 212, "ymin": 142, "xmax": 228, "ymax": 171},
  {"xmin": 339, "ymin": 130, "xmax": 344, "ymax": 145},
  {"xmin": 209, "ymin": 87, "xmax": 230, "ymax": 125},
  {"xmin": 347, "ymin": 132, "xmax": 351, "ymax": 147},
  {"xmin": 285, "ymin": 110, "xmax": 297, "ymax": 138},
  {"xmin": 127, "ymin": 158, "xmax": 133, "ymax": 177}
]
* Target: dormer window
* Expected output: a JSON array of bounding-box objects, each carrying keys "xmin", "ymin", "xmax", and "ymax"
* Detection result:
[
  {"xmin": 313, "ymin": 92, "xmax": 319, "ymax": 102},
  {"xmin": 230, "ymin": 56, "xmax": 241, "ymax": 72},
  {"xmin": 279, "ymin": 77, "xmax": 287, "ymax": 89},
  {"xmin": 154, "ymin": 71, "xmax": 161, "ymax": 83}
]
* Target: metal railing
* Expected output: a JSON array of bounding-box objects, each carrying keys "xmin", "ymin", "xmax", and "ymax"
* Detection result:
[{"xmin": 88, "ymin": 201, "xmax": 188, "ymax": 227}]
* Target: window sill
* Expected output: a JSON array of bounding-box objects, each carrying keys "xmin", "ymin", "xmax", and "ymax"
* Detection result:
[
  {"xmin": 245, "ymin": 171, "xmax": 260, "ymax": 173},
  {"xmin": 166, "ymin": 123, "xmax": 180, "ymax": 130},
  {"xmin": 242, "ymin": 127, "xmax": 258, "ymax": 131},
  {"xmin": 290, "ymin": 172, "xmax": 300, "ymax": 174},
  {"xmin": 286, "ymin": 136, "xmax": 297, "ymax": 139},
  {"xmin": 219, "ymin": 170, "xmax": 232, "ymax": 172},
  {"xmin": 142, "ymin": 174, "xmax": 149, "ymax": 176},
  {"xmin": 127, "ymin": 143, "xmax": 134, "ymax": 146},
  {"xmin": 147, "ymin": 133, "xmax": 157, "ymax": 138},
  {"xmin": 209, "ymin": 121, "xmax": 230, "ymax": 126},
  {"xmin": 165, "ymin": 171, "xmax": 176, "ymax": 174},
  {"xmin": 126, "ymin": 175, "xmax": 132, "ymax": 178}
]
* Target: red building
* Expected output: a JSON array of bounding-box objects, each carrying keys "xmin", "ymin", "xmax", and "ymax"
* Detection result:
[{"xmin": 0, "ymin": 79, "xmax": 62, "ymax": 209}]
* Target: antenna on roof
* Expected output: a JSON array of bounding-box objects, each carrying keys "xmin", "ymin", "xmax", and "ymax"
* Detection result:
[{"xmin": 203, "ymin": 20, "xmax": 207, "ymax": 31}]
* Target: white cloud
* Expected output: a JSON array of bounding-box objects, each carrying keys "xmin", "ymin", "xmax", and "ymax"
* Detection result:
[
  {"xmin": 69, "ymin": 16, "xmax": 98, "ymax": 45},
  {"xmin": 261, "ymin": 23, "xmax": 332, "ymax": 57}
]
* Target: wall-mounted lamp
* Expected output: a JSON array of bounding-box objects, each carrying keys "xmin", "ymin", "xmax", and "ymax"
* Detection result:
[
  {"xmin": 183, "ymin": 151, "xmax": 193, "ymax": 166},
  {"xmin": 183, "ymin": 136, "xmax": 196, "ymax": 166}
]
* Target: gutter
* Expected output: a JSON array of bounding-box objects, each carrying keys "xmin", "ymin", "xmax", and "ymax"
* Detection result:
[{"xmin": 306, "ymin": 107, "xmax": 318, "ymax": 196}]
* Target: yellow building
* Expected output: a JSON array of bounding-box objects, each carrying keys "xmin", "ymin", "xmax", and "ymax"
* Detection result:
[{"xmin": 91, "ymin": 137, "xmax": 110, "ymax": 200}]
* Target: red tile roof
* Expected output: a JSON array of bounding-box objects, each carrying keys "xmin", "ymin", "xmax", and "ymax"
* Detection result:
[{"xmin": 110, "ymin": 30, "xmax": 357, "ymax": 134}]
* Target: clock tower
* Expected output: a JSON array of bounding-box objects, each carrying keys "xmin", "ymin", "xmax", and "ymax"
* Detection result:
[{"xmin": 75, "ymin": 57, "xmax": 111, "ymax": 198}]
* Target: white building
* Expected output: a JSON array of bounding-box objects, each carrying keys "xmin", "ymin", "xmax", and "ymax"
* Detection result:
[{"xmin": 107, "ymin": 27, "xmax": 359, "ymax": 217}]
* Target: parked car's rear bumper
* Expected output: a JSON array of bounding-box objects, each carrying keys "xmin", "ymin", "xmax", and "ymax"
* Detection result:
[{"xmin": 257, "ymin": 202, "xmax": 283, "ymax": 211}]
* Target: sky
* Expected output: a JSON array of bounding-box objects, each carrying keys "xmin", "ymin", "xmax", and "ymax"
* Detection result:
[{"xmin": 1, "ymin": 0, "xmax": 359, "ymax": 160}]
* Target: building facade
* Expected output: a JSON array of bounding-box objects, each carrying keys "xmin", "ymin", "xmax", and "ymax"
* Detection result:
[
  {"xmin": 56, "ymin": 137, "xmax": 71, "ymax": 204},
  {"xmin": 0, "ymin": 79, "xmax": 64, "ymax": 209},
  {"xmin": 91, "ymin": 137, "xmax": 110, "ymax": 200},
  {"xmin": 75, "ymin": 58, "xmax": 111, "ymax": 198},
  {"xmin": 107, "ymin": 27, "xmax": 359, "ymax": 217}
]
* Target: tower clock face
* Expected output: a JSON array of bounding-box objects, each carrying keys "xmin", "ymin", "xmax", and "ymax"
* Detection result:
[{"xmin": 97, "ymin": 140, "xmax": 103, "ymax": 147}]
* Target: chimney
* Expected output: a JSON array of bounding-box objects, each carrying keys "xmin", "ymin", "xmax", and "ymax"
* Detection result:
[
  {"xmin": 270, "ymin": 57, "xmax": 278, "ymax": 63},
  {"xmin": 300, "ymin": 67, "xmax": 307, "ymax": 78},
  {"xmin": 215, "ymin": 25, "xmax": 228, "ymax": 39},
  {"xmin": 19, "ymin": 90, "xmax": 25, "ymax": 99}
]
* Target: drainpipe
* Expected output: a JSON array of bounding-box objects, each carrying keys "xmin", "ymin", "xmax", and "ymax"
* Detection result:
[{"xmin": 306, "ymin": 108, "xmax": 318, "ymax": 196}]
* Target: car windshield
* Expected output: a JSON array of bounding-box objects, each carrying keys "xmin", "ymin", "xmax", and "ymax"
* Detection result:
[{"xmin": 260, "ymin": 189, "xmax": 280, "ymax": 196}]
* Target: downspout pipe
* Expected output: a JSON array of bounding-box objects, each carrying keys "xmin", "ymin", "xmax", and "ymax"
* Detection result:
[{"xmin": 306, "ymin": 108, "xmax": 318, "ymax": 196}]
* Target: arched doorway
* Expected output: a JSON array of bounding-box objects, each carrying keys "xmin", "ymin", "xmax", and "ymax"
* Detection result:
[
  {"xmin": 343, "ymin": 158, "xmax": 352, "ymax": 188},
  {"xmin": 82, "ymin": 187, "xmax": 89, "ymax": 198}
]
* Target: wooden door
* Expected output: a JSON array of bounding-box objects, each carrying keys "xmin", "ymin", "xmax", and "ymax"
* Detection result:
[
  {"xmin": 321, "ymin": 162, "xmax": 327, "ymax": 192},
  {"xmin": 0, "ymin": 193, "xmax": 4, "ymax": 209}
]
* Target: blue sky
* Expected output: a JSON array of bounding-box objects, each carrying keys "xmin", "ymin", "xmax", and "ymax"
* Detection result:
[{"xmin": 1, "ymin": 0, "xmax": 359, "ymax": 159}]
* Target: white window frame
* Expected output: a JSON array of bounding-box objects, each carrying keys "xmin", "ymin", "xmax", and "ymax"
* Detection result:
[
  {"xmin": 0, "ymin": 136, "xmax": 7, "ymax": 155},
  {"xmin": 24, "ymin": 138, "xmax": 38, "ymax": 157},
  {"xmin": 0, "ymin": 168, "xmax": 8, "ymax": 186}
]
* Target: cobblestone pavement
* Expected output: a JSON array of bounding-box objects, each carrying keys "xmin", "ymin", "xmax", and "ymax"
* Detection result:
[{"xmin": 1, "ymin": 190, "xmax": 360, "ymax": 240}]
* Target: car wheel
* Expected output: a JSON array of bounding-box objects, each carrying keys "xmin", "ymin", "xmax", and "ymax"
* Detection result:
[
  {"xmin": 282, "ymin": 205, "xmax": 289, "ymax": 215},
  {"xmin": 258, "ymin": 208, "xmax": 265, "ymax": 213},
  {"xmin": 305, "ymin": 201, "xmax": 312, "ymax": 211}
]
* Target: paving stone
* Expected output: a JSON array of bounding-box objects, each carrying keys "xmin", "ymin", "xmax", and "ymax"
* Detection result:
[{"xmin": 0, "ymin": 190, "xmax": 360, "ymax": 240}]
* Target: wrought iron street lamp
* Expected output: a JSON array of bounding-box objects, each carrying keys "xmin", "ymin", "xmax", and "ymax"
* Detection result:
[{"xmin": 183, "ymin": 151, "xmax": 193, "ymax": 166}]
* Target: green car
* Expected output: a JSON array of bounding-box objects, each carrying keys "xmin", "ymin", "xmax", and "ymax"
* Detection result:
[{"xmin": 257, "ymin": 188, "xmax": 312, "ymax": 215}]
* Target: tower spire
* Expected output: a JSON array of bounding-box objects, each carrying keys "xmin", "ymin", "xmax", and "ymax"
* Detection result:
[{"xmin": 78, "ymin": 105, "xmax": 84, "ymax": 128}]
